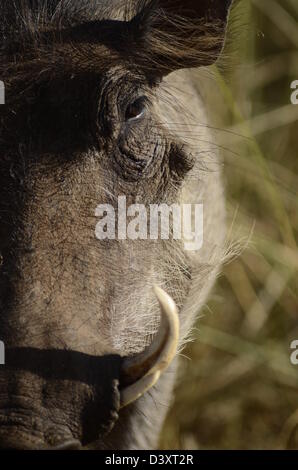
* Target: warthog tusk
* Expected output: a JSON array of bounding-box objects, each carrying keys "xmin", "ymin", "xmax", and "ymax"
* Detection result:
[{"xmin": 120, "ymin": 286, "xmax": 179, "ymax": 408}]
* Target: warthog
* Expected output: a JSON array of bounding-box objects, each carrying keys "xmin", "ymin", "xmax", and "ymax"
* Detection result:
[{"xmin": 0, "ymin": 0, "xmax": 232, "ymax": 450}]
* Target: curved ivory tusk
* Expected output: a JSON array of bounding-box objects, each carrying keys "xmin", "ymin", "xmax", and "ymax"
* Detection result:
[{"xmin": 120, "ymin": 286, "xmax": 179, "ymax": 408}]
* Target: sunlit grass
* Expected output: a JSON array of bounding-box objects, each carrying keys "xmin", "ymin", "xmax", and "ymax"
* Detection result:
[{"xmin": 160, "ymin": 0, "xmax": 298, "ymax": 450}]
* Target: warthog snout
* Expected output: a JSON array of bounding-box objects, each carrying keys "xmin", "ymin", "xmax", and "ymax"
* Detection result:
[
  {"xmin": 0, "ymin": 349, "xmax": 122, "ymax": 449},
  {"xmin": 0, "ymin": 287, "xmax": 178, "ymax": 449}
]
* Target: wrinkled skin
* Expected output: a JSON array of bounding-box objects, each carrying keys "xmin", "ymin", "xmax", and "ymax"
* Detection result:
[{"xmin": 0, "ymin": 0, "xmax": 232, "ymax": 449}]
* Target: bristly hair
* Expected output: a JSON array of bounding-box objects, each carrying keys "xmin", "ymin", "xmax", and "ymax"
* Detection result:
[
  {"xmin": 1, "ymin": 0, "xmax": 231, "ymax": 74},
  {"xmin": 130, "ymin": 1, "xmax": 231, "ymax": 74},
  {"xmin": 127, "ymin": 0, "xmax": 159, "ymax": 42}
]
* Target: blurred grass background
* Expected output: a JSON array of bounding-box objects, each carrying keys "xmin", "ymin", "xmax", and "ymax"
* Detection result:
[{"xmin": 160, "ymin": 0, "xmax": 298, "ymax": 450}]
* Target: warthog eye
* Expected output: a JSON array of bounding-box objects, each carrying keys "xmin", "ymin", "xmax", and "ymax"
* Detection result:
[{"xmin": 125, "ymin": 96, "xmax": 147, "ymax": 122}]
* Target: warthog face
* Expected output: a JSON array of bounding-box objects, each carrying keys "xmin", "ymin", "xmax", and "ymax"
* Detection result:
[{"xmin": 0, "ymin": 0, "xmax": 232, "ymax": 449}]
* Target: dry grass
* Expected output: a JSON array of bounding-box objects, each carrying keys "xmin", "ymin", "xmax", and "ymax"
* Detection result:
[{"xmin": 160, "ymin": 0, "xmax": 298, "ymax": 450}]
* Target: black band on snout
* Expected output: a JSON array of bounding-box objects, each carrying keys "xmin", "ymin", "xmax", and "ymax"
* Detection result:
[{"xmin": 2, "ymin": 348, "xmax": 122, "ymax": 446}]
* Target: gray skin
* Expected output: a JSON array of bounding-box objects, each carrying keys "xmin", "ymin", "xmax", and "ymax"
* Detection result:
[{"xmin": 0, "ymin": 0, "xmax": 232, "ymax": 449}]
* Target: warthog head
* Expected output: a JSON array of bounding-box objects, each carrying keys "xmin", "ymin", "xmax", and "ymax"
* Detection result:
[{"xmin": 0, "ymin": 0, "xmax": 232, "ymax": 449}]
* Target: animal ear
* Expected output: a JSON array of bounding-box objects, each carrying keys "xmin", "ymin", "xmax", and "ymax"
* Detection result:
[{"xmin": 130, "ymin": 0, "xmax": 233, "ymax": 76}]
